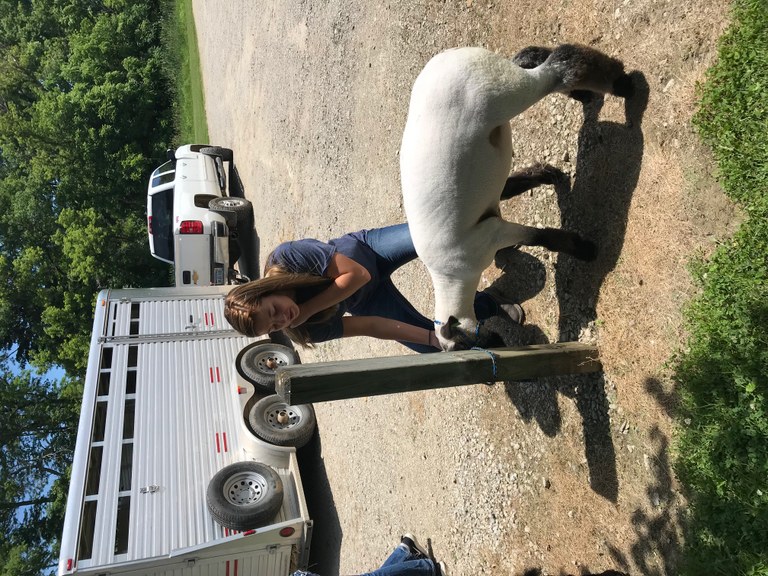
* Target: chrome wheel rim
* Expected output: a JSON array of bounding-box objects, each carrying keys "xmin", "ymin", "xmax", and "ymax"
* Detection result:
[{"xmin": 223, "ymin": 471, "xmax": 268, "ymax": 506}]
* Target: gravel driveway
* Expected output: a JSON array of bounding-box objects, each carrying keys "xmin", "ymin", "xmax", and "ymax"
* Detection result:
[{"xmin": 192, "ymin": 2, "xmax": 733, "ymax": 574}]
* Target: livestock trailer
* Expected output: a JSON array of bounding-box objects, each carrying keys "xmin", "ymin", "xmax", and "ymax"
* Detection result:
[{"xmin": 57, "ymin": 286, "xmax": 315, "ymax": 576}]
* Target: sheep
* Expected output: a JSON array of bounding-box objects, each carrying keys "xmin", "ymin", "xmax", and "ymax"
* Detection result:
[{"xmin": 400, "ymin": 45, "xmax": 632, "ymax": 351}]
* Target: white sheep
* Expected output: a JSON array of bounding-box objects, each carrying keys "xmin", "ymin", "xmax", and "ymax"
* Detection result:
[{"xmin": 400, "ymin": 44, "xmax": 632, "ymax": 351}]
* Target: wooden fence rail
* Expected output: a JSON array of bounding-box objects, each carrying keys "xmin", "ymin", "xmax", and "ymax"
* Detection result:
[{"xmin": 275, "ymin": 342, "xmax": 601, "ymax": 405}]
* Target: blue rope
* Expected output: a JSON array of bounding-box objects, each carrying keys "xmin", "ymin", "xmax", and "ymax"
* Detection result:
[{"xmin": 471, "ymin": 346, "xmax": 498, "ymax": 379}]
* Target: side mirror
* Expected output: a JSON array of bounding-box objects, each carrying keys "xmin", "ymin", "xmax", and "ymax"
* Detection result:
[{"xmin": 166, "ymin": 148, "xmax": 176, "ymax": 161}]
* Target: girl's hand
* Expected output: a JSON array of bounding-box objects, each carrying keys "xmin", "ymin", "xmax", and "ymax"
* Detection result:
[{"xmin": 290, "ymin": 306, "xmax": 312, "ymax": 328}]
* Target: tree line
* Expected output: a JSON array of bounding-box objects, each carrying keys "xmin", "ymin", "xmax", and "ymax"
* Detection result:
[{"xmin": 1, "ymin": 1, "xmax": 177, "ymax": 573}]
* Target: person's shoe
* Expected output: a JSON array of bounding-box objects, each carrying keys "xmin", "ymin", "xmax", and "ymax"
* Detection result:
[
  {"xmin": 483, "ymin": 286, "xmax": 526, "ymax": 325},
  {"xmin": 436, "ymin": 561, "xmax": 450, "ymax": 576},
  {"xmin": 401, "ymin": 533, "xmax": 429, "ymax": 558}
]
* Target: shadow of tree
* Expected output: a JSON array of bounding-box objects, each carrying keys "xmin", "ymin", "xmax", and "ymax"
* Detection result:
[
  {"xmin": 518, "ymin": 425, "xmax": 684, "ymax": 575},
  {"xmin": 605, "ymin": 424, "xmax": 686, "ymax": 576},
  {"xmin": 644, "ymin": 376, "xmax": 679, "ymax": 419}
]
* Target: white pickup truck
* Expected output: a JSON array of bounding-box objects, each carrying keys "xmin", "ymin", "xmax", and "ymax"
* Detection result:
[{"xmin": 147, "ymin": 144, "xmax": 254, "ymax": 286}]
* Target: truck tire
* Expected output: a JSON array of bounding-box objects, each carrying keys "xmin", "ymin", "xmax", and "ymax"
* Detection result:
[
  {"xmin": 201, "ymin": 145, "xmax": 234, "ymax": 163},
  {"xmin": 206, "ymin": 462, "xmax": 283, "ymax": 531},
  {"xmin": 236, "ymin": 342, "xmax": 297, "ymax": 393},
  {"xmin": 209, "ymin": 196, "xmax": 253, "ymax": 230},
  {"xmin": 248, "ymin": 395, "xmax": 316, "ymax": 448}
]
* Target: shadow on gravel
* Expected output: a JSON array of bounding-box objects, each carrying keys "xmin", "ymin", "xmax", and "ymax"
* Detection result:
[
  {"xmin": 297, "ymin": 431, "xmax": 343, "ymax": 575},
  {"xmin": 604, "ymin": 423, "xmax": 685, "ymax": 576},
  {"xmin": 491, "ymin": 72, "xmax": 650, "ymax": 502},
  {"xmin": 518, "ymin": 428, "xmax": 682, "ymax": 574},
  {"xmin": 556, "ymin": 71, "xmax": 649, "ymax": 343},
  {"xmin": 228, "ymin": 163, "xmax": 262, "ymax": 279}
]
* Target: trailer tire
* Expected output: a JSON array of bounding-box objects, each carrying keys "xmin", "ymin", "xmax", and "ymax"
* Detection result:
[
  {"xmin": 236, "ymin": 342, "xmax": 297, "ymax": 393},
  {"xmin": 206, "ymin": 462, "xmax": 283, "ymax": 531},
  {"xmin": 249, "ymin": 395, "xmax": 316, "ymax": 448},
  {"xmin": 201, "ymin": 145, "xmax": 234, "ymax": 163}
]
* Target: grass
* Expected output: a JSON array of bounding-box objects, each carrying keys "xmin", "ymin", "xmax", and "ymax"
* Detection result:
[
  {"xmin": 160, "ymin": 0, "xmax": 209, "ymax": 145},
  {"xmin": 676, "ymin": 0, "xmax": 768, "ymax": 573}
]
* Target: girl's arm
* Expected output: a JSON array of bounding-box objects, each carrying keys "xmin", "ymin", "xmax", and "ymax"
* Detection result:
[
  {"xmin": 341, "ymin": 316, "xmax": 440, "ymax": 349},
  {"xmin": 291, "ymin": 253, "xmax": 371, "ymax": 327}
]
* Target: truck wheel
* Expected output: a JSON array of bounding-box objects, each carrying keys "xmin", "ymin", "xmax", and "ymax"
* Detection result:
[
  {"xmin": 209, "ymin": 197, "xmax": 253, "ymax": 230},
  {"xmin": 206, "ymin": 462, "xmax": 283, "ymax": 531},
  {"xmin": 201, "ymin": 145, "xmax": 234, "ymax": 163},
  {"xmin": 236, "ymin": 342, "xmax": 297, "ymax": 392},
  {"xmin": 248, "ymin": 395, "xmax": 316, "ymax": 448}
]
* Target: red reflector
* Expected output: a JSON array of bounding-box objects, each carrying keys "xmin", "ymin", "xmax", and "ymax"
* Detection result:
[
  {"xmin": 179, "ymin": 220, "xmax": 204, "ymax": 234},
  {"xmin": 66, "ymin": 559, "xmax": 73, "ymax": 570},
  {"xmin": 279, "ymin": 527, "xmax": 295, "ymax": 537},
  {"xmin": 147, "ymin": 216, "xmax": 153, "ymax": 234},
  {"xmin": 242, "ymin": 529, "xmax": 256, "ymax": 536}
]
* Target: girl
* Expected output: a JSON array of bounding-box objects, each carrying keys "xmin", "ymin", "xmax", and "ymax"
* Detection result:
[{"xmin": 224, "ymin": 223, "xmax": 523, "ymax": 353}]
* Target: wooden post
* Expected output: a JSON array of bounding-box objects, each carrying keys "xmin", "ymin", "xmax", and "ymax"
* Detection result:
[{"xmin": 276, "ymin": 342, "xmax": 601, "ymax": 405}]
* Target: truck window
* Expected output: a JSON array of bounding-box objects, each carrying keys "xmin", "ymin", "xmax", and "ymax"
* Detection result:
[
  {"xmin": 151, "ymin": 160, "xmax": 174, "ymax": 183},
  {"xmin": 151, "ymin": 171, "xmax": 175, "ymax": 187},
  {"xmin": 150, "ymin": 189, "xmax": 175, "ymax": 261}
]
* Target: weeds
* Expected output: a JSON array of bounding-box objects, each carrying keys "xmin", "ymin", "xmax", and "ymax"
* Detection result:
[
  {"xmin": 678, "ymin": 0, "xmax": 768, "ymax": 573},
  {"xmin": 158, "ymin": 0, "xmax": 209, "ymax": 145}
]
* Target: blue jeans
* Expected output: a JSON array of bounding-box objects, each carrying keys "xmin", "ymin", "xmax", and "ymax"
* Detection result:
[
  {"xmin": 360, "ymin": 223, "xmax": 497, "ymax": 353},
  {"xmin": 291, "ymin": 545, "xmax": 436, "ymax": 576},
  {"xmin": 361, "ymin": 543, "xmax": 437, "ymax": 575}
]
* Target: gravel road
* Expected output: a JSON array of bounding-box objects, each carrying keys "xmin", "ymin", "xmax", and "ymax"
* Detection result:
[{"xmin": 192, "ymin": 1, "xmax": 733, "ymax": 574}]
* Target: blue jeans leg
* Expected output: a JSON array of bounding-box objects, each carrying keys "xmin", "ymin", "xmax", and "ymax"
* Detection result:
[
  {"xmin": 360, "ymin": 223, "xmax": 499, "ymax": 349},
  {"xmin": 360, "ymin": 544, "xmax": 436, "ymax": 576},
  {"xmin": 362, "ymin": 223, "xmax": 418, "ymax": 275}
]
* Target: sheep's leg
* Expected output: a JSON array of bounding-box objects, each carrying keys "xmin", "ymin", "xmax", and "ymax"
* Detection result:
[
  {"xmin": 500, "ymin": 164, "xmax": 567, "ymax": 200},
  {"xmin": 493, "ymin": 219, "xmax": 597, "ymax": 261}
]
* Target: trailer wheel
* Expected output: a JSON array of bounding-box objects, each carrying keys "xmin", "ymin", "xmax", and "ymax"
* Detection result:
[
  {"xmin": 249, "ymin": 395, "xmax": 316, "ymax": 448},
  {"xmin": 201, "ymin": 145, "xmax": 234, "ymax": 163},
  {"xmin": 206, "ymin": 462, "xmax": 283, "ymax": 531},
  {"xmin": 236, "ymin": 342, "xmax": 297, "ymax": 392}
]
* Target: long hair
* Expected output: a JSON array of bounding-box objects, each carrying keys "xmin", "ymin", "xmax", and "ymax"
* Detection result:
[{"xmin": 224, "ymin": 261, "xmax": 337, "ymax": 347}]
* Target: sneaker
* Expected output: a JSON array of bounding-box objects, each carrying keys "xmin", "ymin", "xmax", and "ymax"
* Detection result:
[
  {"xmin": 483, "ymin": 286, "xmax": 526, "ymax": 325},
  {"xmin": 401, "ymin": 533, "xmax": 429, "ymax": 558},
  {"xmin": 436, "ymin": 561, "xmax": 450, "ymax": 576}
]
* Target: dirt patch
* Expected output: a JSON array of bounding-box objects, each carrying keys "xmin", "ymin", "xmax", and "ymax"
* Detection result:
[{"xmin": 192, "ymin": 1, "xmax": 734, "ymax": 574}]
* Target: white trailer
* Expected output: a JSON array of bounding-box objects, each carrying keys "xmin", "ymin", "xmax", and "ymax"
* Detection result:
[{"xmin": 57, "ymin": 286, "xmax": 315, "ymax": 576}]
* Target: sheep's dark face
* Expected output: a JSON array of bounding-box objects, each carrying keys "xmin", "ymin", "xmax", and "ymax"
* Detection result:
[
  {"xmin": 435, "ymin": 316, "xmax": 485, "ymax": 352},
  {"xmin": 436, "ymin": 317, "xmax": 473, "ymax": 351},
  {"xmin": 436, "ymin": 317, "xmax": 502, "ymax": 351}
]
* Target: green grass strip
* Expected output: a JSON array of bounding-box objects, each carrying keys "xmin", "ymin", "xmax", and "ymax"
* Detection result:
[
  {"xmin": 678, "ymin": 0, "xmax": 768, "ymax": 573},
  {"xmin": 160, "ymin": 0, "xmax": 209, "ymax": 145}
]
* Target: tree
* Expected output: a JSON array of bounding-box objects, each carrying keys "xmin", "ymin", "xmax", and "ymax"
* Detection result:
[
  {"xmin": 0, "ymin": 361, "xmax": 81, "ymax": 575},
  {"xmin": 0, "ymin": 2, "xmax": 180, "ymax": 573},
  {"xmin": 0, "ymin": 0, "xmax": 174, "ymax": 376}
]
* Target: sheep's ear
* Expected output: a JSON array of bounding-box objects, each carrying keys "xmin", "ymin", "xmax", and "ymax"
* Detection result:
[
  {"xmin": 438, "ymin": 322, "xmax": 453, "ymax": 341},
  {"xmin": 438, "ymin": 316, "xmax": 461, "ymax": 340}
]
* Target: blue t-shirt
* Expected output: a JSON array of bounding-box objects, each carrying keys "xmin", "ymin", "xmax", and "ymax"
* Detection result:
[{"xmin": 267, "ymin": 231, "xmax": 380, "ymax": 342}]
